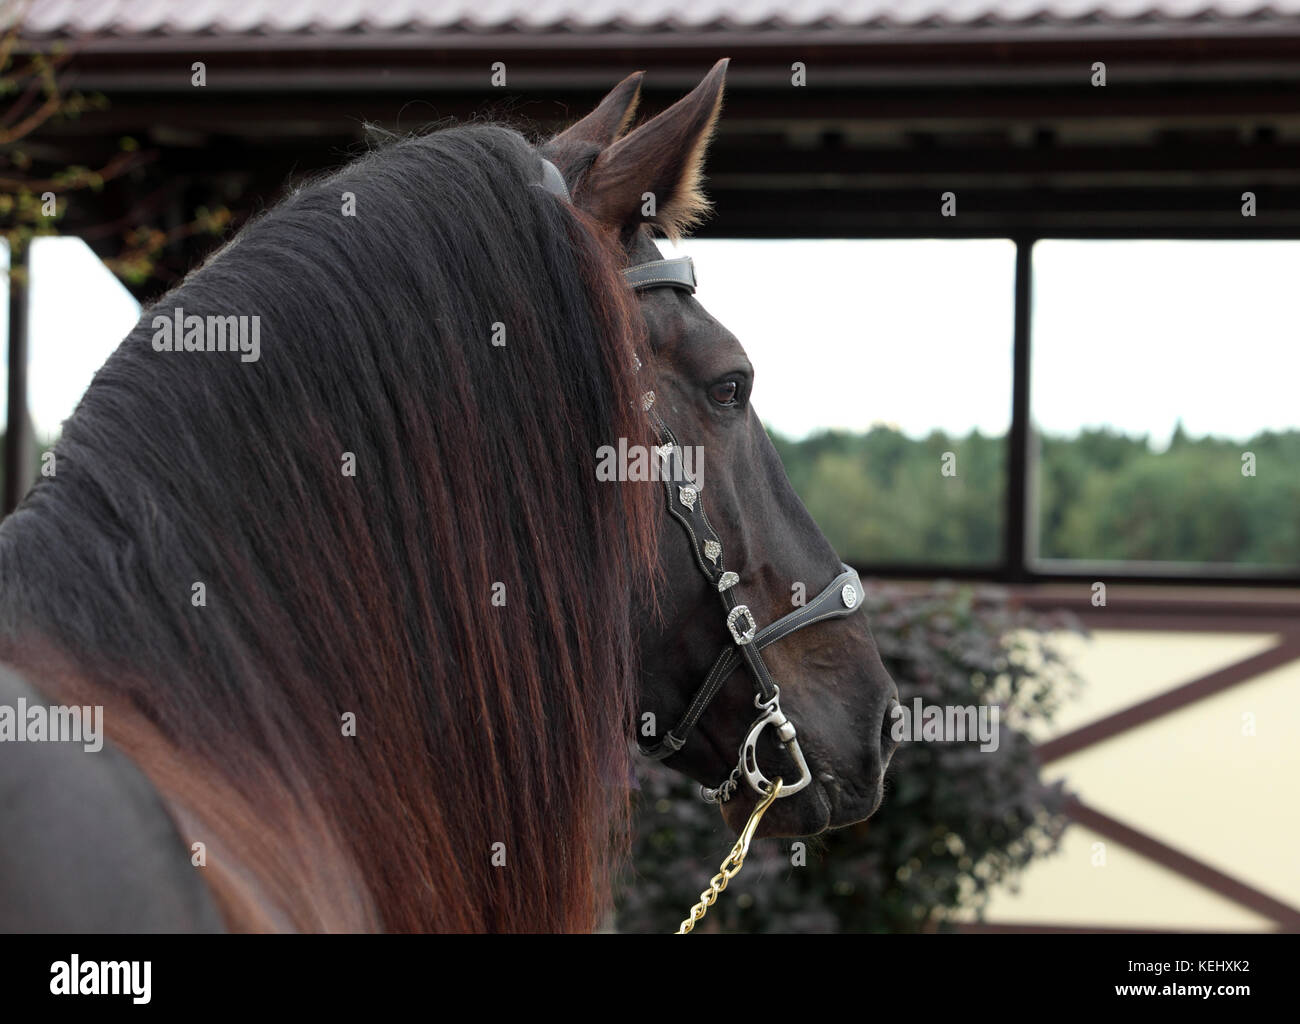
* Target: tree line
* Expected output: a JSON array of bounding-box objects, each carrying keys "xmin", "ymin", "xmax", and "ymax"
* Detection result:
[{"xmin": 770, "ymin": 422, "xmax": 1300, "ymax": 566}]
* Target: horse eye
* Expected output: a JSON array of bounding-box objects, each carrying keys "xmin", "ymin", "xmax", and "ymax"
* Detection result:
[{"xmin": 710, "ymin": 380, "xmax": 739, "ymax": 406}]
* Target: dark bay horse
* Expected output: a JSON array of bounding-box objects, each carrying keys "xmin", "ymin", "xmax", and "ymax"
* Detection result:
[{"xmin": 0, "ymin": 60, "xmax": 898, "ymax": 933}]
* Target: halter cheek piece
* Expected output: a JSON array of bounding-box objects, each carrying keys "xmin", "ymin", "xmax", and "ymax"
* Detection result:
[
  {"xmin": 534, "ymin": 157, "xmax": 866, "ymax": 805},
  {"xmin": 638, "ymin": 419, "xmax": 864, "ymax": 805}
]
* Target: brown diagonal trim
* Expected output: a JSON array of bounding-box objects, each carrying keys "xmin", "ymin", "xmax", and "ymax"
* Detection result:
[
  {"xmin": 1065, "ymin": 798, "xmax": 1300, "ymax": 932},
  {"xmin": 1063, "ymin": 614, "xmax": 1300, "ymax": 634},
  {"xmin": 1036, "ymin": 639, "xmax": 1300, "ymax": 765},
  {"xmin": 1011, "ymin": 586, "xmax": 1300, "ymax": 619}
]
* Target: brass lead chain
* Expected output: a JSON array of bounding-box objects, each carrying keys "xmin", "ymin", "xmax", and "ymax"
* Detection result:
[{"xmin": 675, "ymin": 778, "xmax": 783, "ymax": 934}]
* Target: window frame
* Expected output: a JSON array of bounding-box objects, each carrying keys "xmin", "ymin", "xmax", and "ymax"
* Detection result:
[{"xmin": 862, "ymin": 229, "xmax": 1300, "ymax": 585}]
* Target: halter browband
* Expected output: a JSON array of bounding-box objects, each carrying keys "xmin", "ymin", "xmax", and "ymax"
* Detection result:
[
  {"xmin": 534, "ymin": 155, "xmax": 866, "ymax": 804},
  {"xmin": 622, "ymin": 257, "xmax": 697, "ymax": 293}
]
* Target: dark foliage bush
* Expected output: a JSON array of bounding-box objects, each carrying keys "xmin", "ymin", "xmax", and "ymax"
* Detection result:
[{"xmin": 617, "ymin": 581, "xmax": 1083, "ymax": 933}]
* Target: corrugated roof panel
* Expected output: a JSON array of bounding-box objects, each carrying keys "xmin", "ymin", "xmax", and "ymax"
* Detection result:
[{"xmin": 17, "ymin": 0, "xmax": 1300, "ymax": 36}]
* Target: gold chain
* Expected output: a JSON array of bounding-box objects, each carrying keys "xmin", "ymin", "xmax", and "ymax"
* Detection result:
[{"xmin": 675, "ymin": 778, "xmax": 783, "ymax": 934}]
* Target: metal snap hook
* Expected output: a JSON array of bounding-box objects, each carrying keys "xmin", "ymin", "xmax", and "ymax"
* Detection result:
[{"xmin": 739, "ymin": 689, "xmax": 811, "ymax": 798}]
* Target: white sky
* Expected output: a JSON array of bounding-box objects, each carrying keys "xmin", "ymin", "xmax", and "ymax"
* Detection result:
[
  {"xmin": 667, "ymin": 237, "xmax": 1016, "ymax": 439},
  {"xmin": 0, "ymin": 236, "xmax": 140, "ymax": 442},
  {"xmin": 669, "ymin": 237, "xmax": 1300, "ymax": 448},
  {"xmin": 1030, "ymin": 239, "xmax": 1300, "ymax": 447},
  {"xmin": 4, "ymin": 236, "xmax": 1298, "ymax": 449}
]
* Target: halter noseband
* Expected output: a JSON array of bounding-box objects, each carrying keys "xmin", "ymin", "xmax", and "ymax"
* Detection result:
[{"xmin": 534, "ymin": 156, "xmax": 865, "ymax": 805}]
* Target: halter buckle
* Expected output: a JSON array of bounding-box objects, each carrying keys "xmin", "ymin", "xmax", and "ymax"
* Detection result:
[{"xmin": 726, "ymin": 605, "xmax": 757, "ymax": 645}]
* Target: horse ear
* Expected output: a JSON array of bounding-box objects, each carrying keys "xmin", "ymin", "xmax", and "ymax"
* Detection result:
[
  {"xmin": 549, "ymin": 71, "xmax": 645, "ymax": 149},
  {"xmin": 579, "ymin": 58, "xmax": 729, "ymax": 242}
]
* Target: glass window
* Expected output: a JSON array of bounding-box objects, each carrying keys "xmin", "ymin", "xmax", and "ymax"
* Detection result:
[
  {"xmin": 29, "ymin": 236, "xmax": 140, "ymax": 447},
  {"xmin": 0, "ymin": 237, "xmax": 138, "ymax": 504},
  {"xmin": 1031, "ymin": 240, "xmax": 1300, "ymax": 570},
  {"xmin": 668, "ymin": 238, "xmax": 1017, "ymax": 566}
]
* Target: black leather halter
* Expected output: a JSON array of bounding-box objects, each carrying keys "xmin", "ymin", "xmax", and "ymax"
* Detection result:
[{"xmin": 534, "ymin": 156, "xmax": 866, "ymax": 804}]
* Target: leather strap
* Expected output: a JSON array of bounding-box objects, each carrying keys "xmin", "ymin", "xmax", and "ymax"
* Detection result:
[
  {"xmin": 638, "ymin": 414, "xmax": 863, "ymax": 761},
  {"xmin": 623, "ymin": 257, "xmax": 697, "ymax": 293},
  {"xmin": 534, "ymin": 156, "xmax": 570, "ymax": 201},
  {"xmin": 640, "ymin": 560, "xmax": 862, "ymax": 760}
]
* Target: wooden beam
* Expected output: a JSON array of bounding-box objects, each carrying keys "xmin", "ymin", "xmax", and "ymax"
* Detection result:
[
  {"xmin": 1064, "ymin": 798, "xmax": 1300, "ymax": 932},
  {"xmin": 4, "ymin": 246, "xmax": 31, "ymax": 514},
  {"xmin": 1036, "ymin": 640, "xmax": 1300, "ymax": 765}
]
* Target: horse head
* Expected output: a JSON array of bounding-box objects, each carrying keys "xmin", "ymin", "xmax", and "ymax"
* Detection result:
[{"xmin": 542, "ymin": 62, "xmax": 901, "ymax": 837}]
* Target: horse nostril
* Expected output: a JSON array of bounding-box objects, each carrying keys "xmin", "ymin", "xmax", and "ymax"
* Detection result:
[{"xmin": 880, "ymin": 698, "xmax": 901, "ymax": 758}]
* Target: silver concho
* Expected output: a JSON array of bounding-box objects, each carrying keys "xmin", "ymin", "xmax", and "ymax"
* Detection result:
[
  {"xmin": 717, "ymin": 571, "xmax": 739, "ymax": 592},
  {"xmin": 703, "ymin": 540, "xmax": 721, "ymax": 565},
  {"xmin": 841, "ymin": 582, "xmax": 858, "ymax": 609},
  {"xmin": 656, "ymin": 443, "xmax": 675, "ymax": 465},
  {"xmin": 632, "ymin": 354, "xmax": 642, "ymax": 373},
  {"xmin": 678, "ymin": 485, "xmax": 698, "ymax": 511},
  {"xmin": 641, "ymin": 391, "xmax": 655, "ymax": 411}
]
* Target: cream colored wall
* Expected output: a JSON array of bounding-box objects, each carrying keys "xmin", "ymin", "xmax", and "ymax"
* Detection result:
[{"xmin": 953, "ymin": 629, "xmax": 1300, "ymax": 931}]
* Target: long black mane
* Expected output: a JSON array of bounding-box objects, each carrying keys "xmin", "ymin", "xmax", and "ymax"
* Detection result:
[{"xmin": 0, "ymin": 124, "xmax": 658, "ymax": 931}]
